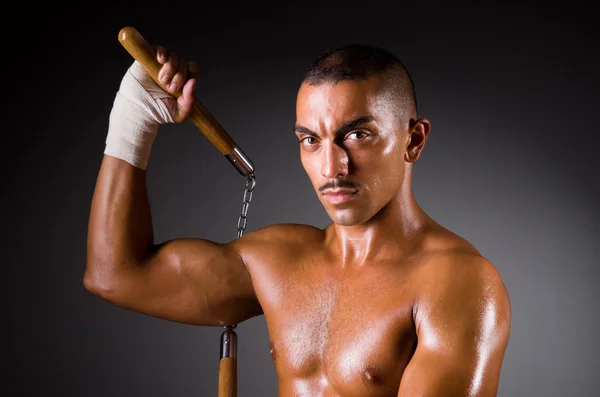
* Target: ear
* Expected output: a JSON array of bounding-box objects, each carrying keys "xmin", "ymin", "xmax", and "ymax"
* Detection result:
[{"xmin": 404, "ymin": 118, "xmax": 431, "ymax": 163}]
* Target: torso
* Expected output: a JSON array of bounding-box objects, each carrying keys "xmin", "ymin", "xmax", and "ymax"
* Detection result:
[{"xmin": 243, "ymin": 222, "xmax": 479, "ymax": 397}]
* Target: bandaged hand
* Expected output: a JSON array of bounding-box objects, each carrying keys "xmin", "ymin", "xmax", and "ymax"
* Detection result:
[{"xmin": 105, "ymin": 47, "xmax": 198, "ymax": 170}]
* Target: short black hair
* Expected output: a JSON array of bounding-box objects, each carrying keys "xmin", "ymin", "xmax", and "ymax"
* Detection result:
[{"xmin": 303, "ymin": 44, "xmax": 418, "ymax": 120}]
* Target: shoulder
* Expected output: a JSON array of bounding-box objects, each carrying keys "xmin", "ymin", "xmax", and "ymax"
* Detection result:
[
  {"xmin": 413, "ymin": 249, "xmax": 511, "ymax": 348},
  {"xmin": 410, "ymin": 223, "xmax": 510, "ymax": 334},
  {"xmin": 414, "ymin": 223, "xmax": 505, "ymax": 294},
  {"xmin": 238, "ymin": 222, "xmax": 324, "ymax": 245},
  {"xmin": 418, "ymin": 249, "xmax": 506, "ymax": 291},
  {"xmin": 226, "ymin": 222, "xmax": 325, "ymax": 264}
]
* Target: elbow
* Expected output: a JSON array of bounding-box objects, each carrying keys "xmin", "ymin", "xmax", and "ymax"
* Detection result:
[{"xmin": 83, "ymin": 261, "xmax": 121, "ymax": 300}]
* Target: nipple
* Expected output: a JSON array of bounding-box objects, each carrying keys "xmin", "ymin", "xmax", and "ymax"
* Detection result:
[{"xmin": 364, "ymin": 367, "xmax": 383, "ymax": 386}]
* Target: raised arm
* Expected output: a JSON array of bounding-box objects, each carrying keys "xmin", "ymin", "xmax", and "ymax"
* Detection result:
[
  {"xmin": 398, "ymin": 254, "xmax": 511, "ymax": 396},
  {"xmin": 84, "ymin": 46, "xmax": 262, "ymax": 326}
]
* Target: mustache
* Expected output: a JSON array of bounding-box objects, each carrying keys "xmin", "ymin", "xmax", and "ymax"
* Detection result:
[{"xmin": 318, "ymin": 179, "xmax": 359, "ymax": 192}]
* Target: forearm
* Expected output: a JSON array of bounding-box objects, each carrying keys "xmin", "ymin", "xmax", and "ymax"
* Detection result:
[
  {"xmin": 85, "ymin": 60, "xmax": 175, "ymax": 289},
  {"xmin": 85, "ymin": 154, "xmax": 153, "ymax": 289}
]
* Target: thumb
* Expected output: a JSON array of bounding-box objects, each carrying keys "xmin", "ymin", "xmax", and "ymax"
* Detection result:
[{"xmin": 173, "ymin": 78, "xmax": 197, "ymax": 122}]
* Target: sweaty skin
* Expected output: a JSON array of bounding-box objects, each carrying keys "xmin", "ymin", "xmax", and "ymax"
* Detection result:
[{"xmin": 85, "ymin": 46, "xmax": 511, "ymax": 397}]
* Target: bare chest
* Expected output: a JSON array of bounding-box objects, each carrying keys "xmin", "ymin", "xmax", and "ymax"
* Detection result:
[{"xmin": 256, "ymin": 263, "xmax": 416, "ymax": 396}]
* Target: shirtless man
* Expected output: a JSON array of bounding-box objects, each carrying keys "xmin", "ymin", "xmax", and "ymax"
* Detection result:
[{"xmin": 85, "ymin": 42, "xmax": 511, "ymax": 396}]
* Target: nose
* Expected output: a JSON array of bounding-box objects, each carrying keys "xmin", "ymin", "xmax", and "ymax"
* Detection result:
[{"xmin": 320, "ymin": 141, "xmax": 349, "ymax": 178}]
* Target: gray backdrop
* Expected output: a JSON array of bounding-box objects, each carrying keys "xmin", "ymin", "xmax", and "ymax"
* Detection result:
[{"xmin": 9, "ymin": 2, "xmax": 599, "ymax": 396}]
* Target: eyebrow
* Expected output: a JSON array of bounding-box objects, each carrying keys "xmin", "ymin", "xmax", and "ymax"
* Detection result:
[{"xmin": 294, "ymin": 116, "xmax": 376, "ymax": 137}]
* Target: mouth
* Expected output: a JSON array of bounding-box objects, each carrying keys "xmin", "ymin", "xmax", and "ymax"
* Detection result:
[{"xmin": 321, "ymin": 189, "xmax": 359, "ymax": 204}]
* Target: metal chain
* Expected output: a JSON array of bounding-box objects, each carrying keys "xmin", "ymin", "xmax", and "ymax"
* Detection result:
[
  {"xmin": 236, "ymin": 174, "xmax": 256, "ymax": 238},
  {"xmin": 221, "ymin": 176, "xmax": 256, "ymax": 350},
  {"xmin": 224, "ymin": 174, "xmax": 255, "ymax": 331}
]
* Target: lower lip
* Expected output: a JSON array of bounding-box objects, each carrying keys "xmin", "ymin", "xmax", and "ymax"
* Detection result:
[{"xmin": 323, "ymin": 192, "xmax": 358, "ymax": 204}]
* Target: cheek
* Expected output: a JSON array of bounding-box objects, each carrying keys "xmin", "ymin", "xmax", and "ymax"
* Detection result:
[
  {"xmin": 381, "ymin": 137, "xmax": 400, "ymax": 157},
  {"xmin": 354, "ymin": 139, "xmax": 403, "ymax": 170},
  {"xmin": 355, "ymin": 147, "xmax": 404, "ymax": 188},
  {"xmin": 300, "ymin": 153, "xmax": 319, "ymax": 181}
]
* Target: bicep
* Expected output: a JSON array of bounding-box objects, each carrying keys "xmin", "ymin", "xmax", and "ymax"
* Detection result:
[
  {"xmin": 398, "ymin": 336, "xmax": 506, "ymax": 397},
  {"xmin": 99, "ymin": 237, "xmax": 262, "ymax": 326},
  {"xmin": 398, "ymin": 348, "xmax": 476, "ymax": 396}
]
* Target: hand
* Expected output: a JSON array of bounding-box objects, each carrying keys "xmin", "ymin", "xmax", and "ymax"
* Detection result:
[
  {"xmin": 155, "ymin": 46, "xmax": 199, "ymax": 123},
  {"xmin": 105, "ymin": 46, "xmax": 200, "ymax": 170}
]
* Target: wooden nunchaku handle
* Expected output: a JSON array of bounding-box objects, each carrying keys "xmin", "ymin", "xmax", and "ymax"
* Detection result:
[
  {"xmin": 118, "ymin": 26, "xmax": 255, "ymax": 177},
  {"xmin": 218, "ymin": 326, "xmax": 238, "ymax": 397},
  {"xmin": 218, "ymin": 357, "xmax": 237, "ymax": 397}
]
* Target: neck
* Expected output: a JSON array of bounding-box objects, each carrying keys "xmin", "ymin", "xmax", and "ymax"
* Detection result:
[{"xmin": 325, "ymin": 176, "xmax": 429, "ymax": 267}]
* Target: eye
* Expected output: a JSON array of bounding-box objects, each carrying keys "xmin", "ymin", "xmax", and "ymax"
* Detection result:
[
  {"xmin": 346, "ymin": 131, "xmax": 369, "ymax": 140},
  {"xmin": 299, "ymin": 136, "xmax": 318, "ymax": 147}
]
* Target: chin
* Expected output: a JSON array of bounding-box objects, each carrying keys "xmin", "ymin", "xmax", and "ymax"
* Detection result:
[{"xmin": 327, "ymin": 208, "xmax": 369, "ymax": 226}]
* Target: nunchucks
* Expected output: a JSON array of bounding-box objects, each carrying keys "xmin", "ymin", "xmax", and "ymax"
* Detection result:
[{"xmin": 118, "ymin": 26, "xmax": 256, "ymax": 397}]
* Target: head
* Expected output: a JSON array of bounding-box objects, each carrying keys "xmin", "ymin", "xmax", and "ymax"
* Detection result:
[{"xmin": 295, "ymin": 44, "xmax": 430, "ymax": 226}]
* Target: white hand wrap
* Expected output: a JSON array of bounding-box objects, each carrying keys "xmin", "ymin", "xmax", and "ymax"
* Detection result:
[{"xmin": 105, "ymin": 61, "xmax": 175, "ymax": 170}]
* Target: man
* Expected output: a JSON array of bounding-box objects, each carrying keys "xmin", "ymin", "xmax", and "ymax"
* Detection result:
[{"xmin": 85, "ymin": 42, "xmax": 511, "ymax": 396}]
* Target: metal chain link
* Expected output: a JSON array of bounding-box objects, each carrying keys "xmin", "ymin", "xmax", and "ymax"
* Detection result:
[{"xmin": 236, "ymin": 174, "xmax": 256, "ymax": 238}]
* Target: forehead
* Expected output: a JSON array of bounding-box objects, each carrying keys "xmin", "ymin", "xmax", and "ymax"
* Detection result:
[{"xmin": 295, "ymin": 77, "xmax": 388, "ymax": 130}]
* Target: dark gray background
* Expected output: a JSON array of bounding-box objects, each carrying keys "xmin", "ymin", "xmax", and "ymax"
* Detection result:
[{"xmin": 9, "ymin": 1, "xmax": 599, "ymax": 396}]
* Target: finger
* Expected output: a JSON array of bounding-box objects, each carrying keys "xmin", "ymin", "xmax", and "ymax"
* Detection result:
[
  {"xmin": 168, "ymin": 57, "xmax": 189, "ymax": 94},
  {"xmin": 155, "ymin": 45, "xmax": 169, "ymax": 64},
  {"xmin": 187, "ymin": 61, "xmax": 200, "ymax": 80},
  {"xmin": 175, "ymin": 78, "xmax": 197, "ymax": 122},
  {"xmin": 158, "ymin": 50, "xmax": 179, "ymax": 86}
]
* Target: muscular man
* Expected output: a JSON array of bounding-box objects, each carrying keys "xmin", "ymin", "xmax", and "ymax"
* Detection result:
[{"xmin": 85, "ymin": 42, "xmax": 511, "ymax": 396}]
